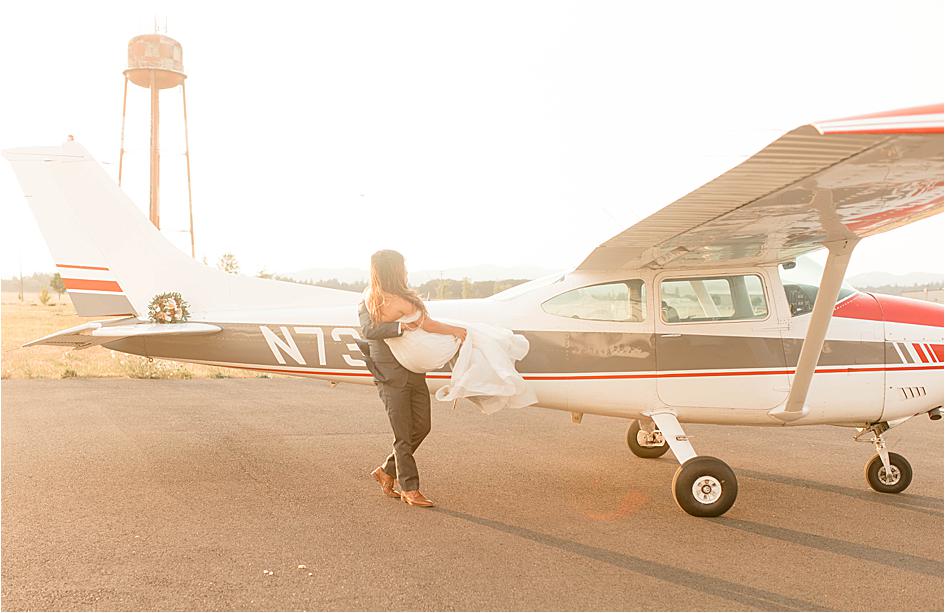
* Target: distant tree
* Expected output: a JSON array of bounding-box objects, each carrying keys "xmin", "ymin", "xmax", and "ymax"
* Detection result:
[
  {"xmin": 493, "ymin": 279, "xmax": 527, "ymax": 294},
  {"xmin": 243, "ymin": 274, "xmax": 530, "ymax": 299},
  {"xmin": 39, "ymin": 288, "xmax": 51, "ymax": 305},
  {"xmin": 217, "ymin": 253, "xmax": 240, "ymax": 274},
  {"xmin": 413, "ymin": 278, "xmax": 529, "ymax": 299},
  {"xmin": 311, "ymin": 278, "xmax": 368, "ymax": 292},
  {"xmin": 257, "ymin": 268, "xmax": 274, "ymax": 279},
  {"xmin": 50, "ymin": 273, "xmax": 65, "ymax": 303},
  {"xmin": 419, "ymin": 278, "xmax": 460, "ymax": 299},
  {"xmin": 858, "ymin": 281, "xmax": 943, "ymax": 297}
]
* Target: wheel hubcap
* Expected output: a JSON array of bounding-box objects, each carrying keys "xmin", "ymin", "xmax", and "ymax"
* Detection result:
[
  {"xmin": 878, "ymin": 465, "xmax": 901, "ymax": 486},
  {"xmin": 692, "ymin": 476, "xmax": 722, "ymax": 504}
]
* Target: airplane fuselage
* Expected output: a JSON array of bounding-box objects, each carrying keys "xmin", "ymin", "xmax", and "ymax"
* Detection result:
[{"xmin": 106, "ymin": 265, "xmax": 944, "ymax": 429}]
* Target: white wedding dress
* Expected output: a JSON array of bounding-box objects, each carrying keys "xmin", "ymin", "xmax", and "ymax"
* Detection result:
[
  {"xmin": 384, "ymin": 310, "xmax": 461, "ymax": 374},
  {"xmin": 379, "ymin": 302, "xmax": 537, "ymax": 414}
]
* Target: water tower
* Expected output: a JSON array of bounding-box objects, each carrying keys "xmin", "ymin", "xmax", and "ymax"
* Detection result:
[{"xmin": 118, "ymin": 33, "xmax": 196, "ymax": 257}]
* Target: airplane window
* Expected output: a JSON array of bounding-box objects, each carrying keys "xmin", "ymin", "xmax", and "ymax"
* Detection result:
[
  {"xmin": 779, "ymin": 255, "xmax": 858, "ymax": 317},
  {"xmin": 542, "ymin": 280, "xmax": 647, "ymax": 322},
  {"xmin": 660, "ymin": 274, "xmax": 768, "ymax": 323},
  {"xmin": 492, "ymin": 271, "xmax": 566, "ymax": 301}
]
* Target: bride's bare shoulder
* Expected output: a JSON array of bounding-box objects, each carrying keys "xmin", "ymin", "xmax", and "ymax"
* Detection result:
[
  {"xmin": 387, "ymin": 293, "xmax": 415, "ymax": 313},
  {"xmin": 371, "ymin": 291, "xmax": 412, "ymax": 320}
]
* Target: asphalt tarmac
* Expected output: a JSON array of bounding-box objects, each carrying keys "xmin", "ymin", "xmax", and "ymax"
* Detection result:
[{"xmin": 2, "ymin": 379, "xmax": 942, "ymax": 611}]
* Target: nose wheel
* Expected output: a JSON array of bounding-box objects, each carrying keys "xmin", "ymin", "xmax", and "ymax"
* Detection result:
[
  {"xmin": 858, "ymin": 423, "xmax": 914, "ymax": 494},
  {"xmin": 865, "ymin": 452, "xmax": 913, "ymax": 494}
]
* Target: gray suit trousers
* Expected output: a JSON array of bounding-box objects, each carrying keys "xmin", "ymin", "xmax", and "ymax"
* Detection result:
[{"xmin": 378, "ymin": 371, "xmax": 431, "ymax": 492}]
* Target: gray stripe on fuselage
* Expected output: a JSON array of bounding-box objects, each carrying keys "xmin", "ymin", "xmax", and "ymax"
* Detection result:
[
  {"xmin": 782, "ymin": 337, "xmax": 886, "ymax": 367},
  {"xmin": 105, "ymin": 323, "xmax": 896, "ymax": 375},
  {"xmin": 656, "ymin": 334, "xmax": 785, "ymax": 371}
]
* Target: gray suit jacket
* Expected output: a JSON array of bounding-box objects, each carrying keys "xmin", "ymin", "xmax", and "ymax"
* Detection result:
[{"xmin": 358, "ymin": 301, "xmax": 412, "ymax": 387}]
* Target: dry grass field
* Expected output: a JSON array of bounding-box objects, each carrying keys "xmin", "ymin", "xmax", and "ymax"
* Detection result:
[{"xmin": 1, "ymin": 292, "xmax": 274, "ymax": 380}]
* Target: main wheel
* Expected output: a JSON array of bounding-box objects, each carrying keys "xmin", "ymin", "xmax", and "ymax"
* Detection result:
[
  {"xmin": 626, "ymin": 420, "xmax": 669, "ymax": 458},
  {"xmin": 864, "ymin": 452, "xmax": 913, "ymax": 494},
  {"xmin": 672, "ymin": 456, "xmax": 738, "ymax": 517}
]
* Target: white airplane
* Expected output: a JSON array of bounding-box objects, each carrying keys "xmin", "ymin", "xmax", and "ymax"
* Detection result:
[{"xmin": 4, "ymin": 104, "xmax": 943, "ymax": 517}]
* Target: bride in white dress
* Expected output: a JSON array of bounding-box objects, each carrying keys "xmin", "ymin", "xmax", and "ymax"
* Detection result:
[{"xmin": 363, "ymin": 266, "xmax": 536, "ymax": 415}]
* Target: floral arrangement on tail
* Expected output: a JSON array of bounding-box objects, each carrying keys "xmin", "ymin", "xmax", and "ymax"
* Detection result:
[{"xmin": 148, "ymin": 292, "xmax": 190, "ymax": 324}]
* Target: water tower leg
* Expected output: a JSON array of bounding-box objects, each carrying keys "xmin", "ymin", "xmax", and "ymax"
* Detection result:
[
  {"xmin": 182, "ymin": 82, "xmax": 195, "ymax": 258},
  {"xmin": 149, "ymin": 71, "xmax": 160, "ymax": 229},
  {"xmin": 118, "ymin": 76, "xmax": 128, "ymax": 186}
]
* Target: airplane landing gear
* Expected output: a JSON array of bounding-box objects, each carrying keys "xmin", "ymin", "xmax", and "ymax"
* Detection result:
[
  {"xmin": 865, "ymin": 453, "xmax": 912, "ymax": 493},
  {"xmin": 860, "ymin": 424, "xmax": 913, "ymax": 494},
  {"xmin": 644, "ymin": 411, "xmax": 737, "ymax": 517},
  {"xmin": 626, "ymin": 419, "xmax": 669, "ymax": 458},
  {"xmin": 672, "ymin": 456, "xmax": 738, "ymax": 517}
]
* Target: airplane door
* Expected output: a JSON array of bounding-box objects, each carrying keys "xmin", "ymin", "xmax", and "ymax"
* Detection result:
[
  {"xmin": 778, "ymin": 262, "xmax": 886, "ymax": 423},
  {"xmin": 655, "ymin": 272, "xmax": 790, "ymax": 410}
]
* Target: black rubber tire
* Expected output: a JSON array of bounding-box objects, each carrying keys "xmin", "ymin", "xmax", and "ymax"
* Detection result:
[
  {"xmin": 864, "ymin": 452, "xmax": 913, "ymax": 494},
  {"xmin": 672, "ymin": 456, "xmax": 738, "ymax": 517},
  {"xmin": 626, "ymin": 420, "xmax": 670, "ymax": 458}
]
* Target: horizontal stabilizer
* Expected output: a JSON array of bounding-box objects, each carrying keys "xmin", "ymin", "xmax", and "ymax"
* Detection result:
[{"xmin": 24, "ymin": 320, "xmax": 223, "ymax": 350}]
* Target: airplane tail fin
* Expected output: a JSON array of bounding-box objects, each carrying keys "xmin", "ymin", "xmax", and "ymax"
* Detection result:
[{"xmin": 3, "ymin": 140, "xmax": 358, "ymax": 319}]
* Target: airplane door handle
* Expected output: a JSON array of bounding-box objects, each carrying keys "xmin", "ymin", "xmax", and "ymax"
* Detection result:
[{"xmin": 659, "ymin": 333, "xmax": 681, "ymax": 338}]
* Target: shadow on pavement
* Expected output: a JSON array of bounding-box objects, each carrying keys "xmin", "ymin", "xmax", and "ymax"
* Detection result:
[
  {"xmin": 435, "ymin": 508, "xmax": 830, "ymax": 611},
  {"xmin": 737, "ymin": 468, "xmax": 944, "ymax": 516},
  {"xmin": 712, "ymin": 517, "xmax": 943, "ymax": 578}
]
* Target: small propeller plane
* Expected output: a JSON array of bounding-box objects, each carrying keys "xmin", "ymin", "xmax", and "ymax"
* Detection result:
[{"xmin": 4, "ymin": 104, "xmax": 943, "ymax": 517}]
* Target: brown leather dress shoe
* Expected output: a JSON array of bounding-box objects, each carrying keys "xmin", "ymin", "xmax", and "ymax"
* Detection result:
[
  {"xmin": 370, "ymin": 467, "xmax": 401, "ymax": 498},
  {"xmin": 400, "ymin": 490, "xmax": 435, "ymax": 507}
]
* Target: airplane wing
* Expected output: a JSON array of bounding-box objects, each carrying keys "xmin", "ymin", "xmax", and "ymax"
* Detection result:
[
  {"xmin": 576, "ymin": 104, "xmax": 943, "ymax": 271},
  {"xmin": 24, "ymin": 320, "xmax": 223, "ymax": 350}
]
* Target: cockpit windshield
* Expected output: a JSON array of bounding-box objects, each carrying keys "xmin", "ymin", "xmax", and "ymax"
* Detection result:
[
  {"xmin": 779, "ymin": 253, "xmax": 858, "ymax": 317},
  {"xmin": 491, "ymin": 271, "xmax": 566, "ymax": 301}
]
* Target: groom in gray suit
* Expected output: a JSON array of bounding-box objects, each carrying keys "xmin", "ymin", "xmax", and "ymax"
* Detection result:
[{"xmin": 358, "ymin": 301, "xmax": 435, "ymax": 507}]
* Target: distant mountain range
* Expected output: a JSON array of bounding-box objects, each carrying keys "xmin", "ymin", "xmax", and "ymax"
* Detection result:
[
  {"xmin": 285, "ymin": 265, "xmax": 560, "ymax": 285},
  {"xmin": 3, "ymin": 268, "xmax": 940, "ymax": 294},
  {"xmin": 848, "ymin": 271, "xmax": 943, "ymax": 288},
  {"xmin": 284, "ymin": 266, "xmax": 943, "ymax": 288}
]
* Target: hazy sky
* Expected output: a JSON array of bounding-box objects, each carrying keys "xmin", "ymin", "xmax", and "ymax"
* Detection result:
[{"xmin": 1, "ymin": 1, "xmax": 942, "ymax": 280}]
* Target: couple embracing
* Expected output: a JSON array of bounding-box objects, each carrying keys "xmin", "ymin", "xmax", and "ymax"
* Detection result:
[{"xmin": 357, "ymin": 250, "xmax": 536, "ymax": 508}]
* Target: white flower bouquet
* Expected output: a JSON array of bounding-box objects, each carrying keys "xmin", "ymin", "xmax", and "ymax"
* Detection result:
[{"xmin": 147, "ymin": 292, "xmax": 190, "ymax": 324}]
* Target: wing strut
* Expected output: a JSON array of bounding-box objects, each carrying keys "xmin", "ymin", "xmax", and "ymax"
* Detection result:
[{"xmin": 769, "ymin": 239, "xmax": 858, "ymax": 423}]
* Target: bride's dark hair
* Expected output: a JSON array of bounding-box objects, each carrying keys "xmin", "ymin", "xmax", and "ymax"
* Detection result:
[{"xmin": 367, "ymin": 250, "xmax": 427, "ymax": 323}]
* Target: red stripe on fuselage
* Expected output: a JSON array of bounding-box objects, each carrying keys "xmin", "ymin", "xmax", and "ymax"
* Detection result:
[
  {"xmin": 931, "ymin": 344, "xmax": 945, "ymax": 362},
  {"xmin": 516, "ymin": 364, "xmax": 942, "ymax": 381},
  {"xmin": 913, "ymin": 344, "xmax": 930, "ymax": 363},
  {"xmin": 56, "ymin": 263, "xmax": 110, "ymax": 271},
  {"xmin": 62, "ymin": 278, "xmax": 123, "ymax": 292}
]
